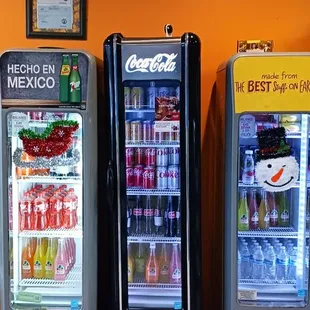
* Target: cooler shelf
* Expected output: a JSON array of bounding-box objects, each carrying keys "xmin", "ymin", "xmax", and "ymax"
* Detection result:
[
  {"xmin": 17, "ymin": 176, "xmax": 82, "ymax": 184},
  {"xmin": 239, "ymin": 278, "xmax": 296, "ymax": 286},
  {"xmin": 238, "ymin": 181, "xmax": 301, "ymax": 188},
  {"xmin": 238, "ymin": 227, "xmax": 298, "ymax": 238},
  {"xmin": 126, "ymin": 142, "xmax": 180, "ymax": 148},
  {"xmin": 129, "ymin": 281, "xmax": 181, "ymax": 290},
  {"xmin": 128, "ymin": 234, "xmax": 181, "ymax": 244},
  {"xmin": 127, "ymin": 188, "xmax": 180, "ymax": 196},
  {"xmin": 19, "ymin": 266, "xmax": 82, "ymax": 288},
  {"xmin": 125, "ymin": 109, "xmax": 154, "ymax": 113},
  {"xmin": 19, "ymin": 224, "xmax": 82, "ymax": 238}
]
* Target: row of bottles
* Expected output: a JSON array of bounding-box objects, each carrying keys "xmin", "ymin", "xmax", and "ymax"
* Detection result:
[
  {"xmin": 128, "ymin": 242, "xmax": 181, "ymax": 284},
  {"xmin": 238, "ymin": 189, "xmax": 290, "ymax": 231},
  {"xmin": 21, "ymin": 237, "xmax": 76, "ymax": 281}
]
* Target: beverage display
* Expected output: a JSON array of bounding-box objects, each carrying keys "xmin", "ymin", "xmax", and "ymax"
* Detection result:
[{"xmin": 69, "ymin": 54, "xmax": 81, "ymax": 104}]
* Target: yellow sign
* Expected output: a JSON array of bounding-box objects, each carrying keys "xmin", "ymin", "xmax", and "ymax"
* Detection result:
[{"xmin": 233, "ymin": 55, "xmax": 310, "ymax": 113}]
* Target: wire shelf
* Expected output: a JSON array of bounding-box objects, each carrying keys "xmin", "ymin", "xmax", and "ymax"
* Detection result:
[
  {"xmin": 126, "ymin": 142, "xmax": 180, "ymax": 148},
  {"xmin": 129, "ymin": 278, "xmax": 181, "ymax": 290},
  {"xmin": 19, "ymin": 224, "xmax": 82, "ymax": 238},
  {"xmin": 128, "ymin": 234, "xmax": 181, "ymax": 244},
  {"xmin": 239, "ymin": 279, "xmax": 296, "ymax": 285},
  {"xmin": 127, "ymin": 188, "xmax": 180, "ymax": 196},
  {"xmin": 125, "ymin": 109, "xmax": 154, "ymax": 113},
  {"xmin": 238, "ymin": 181, "xmax": 301, "ymax": 189},
  {"xmin": 17, "ymin": 176, "xmax": 82, "ymax": 184},
  {"xmin": 238, "ymin": 227, "xmax": 298, "ymax": 238},
  {"xmin": 19, "ymin": 266, "xmax": 82, "ymax": 288}
]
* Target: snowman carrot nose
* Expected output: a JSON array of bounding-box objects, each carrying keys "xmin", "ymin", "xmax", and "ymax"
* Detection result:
[{"xmin": 271, "ymin": 168, "xmax": 284, "ymax": 183}]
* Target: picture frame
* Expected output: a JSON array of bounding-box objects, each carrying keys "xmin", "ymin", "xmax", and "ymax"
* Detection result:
[{"xmin": 26, "ymin": 0, "xmax": 86, "ymax": 40}]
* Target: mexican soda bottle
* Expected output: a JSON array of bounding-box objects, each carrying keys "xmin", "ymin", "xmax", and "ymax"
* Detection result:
[
  {"xmin": 145, "ymin": 243, "xmax": 159, "ymax": 283},
  {"xmin": 19, "ymin": 193, "xmax": 33, "ymax": 231},
  {"xmin": 258, "ymin": 190, "xmax": 270, "ymax": 229},
  {"xmin": 249, "ymin": 189, "xmax": 259, "ymax": 230},
  {"xmin": 33, "ymin": 238, "xmax": 46, "ymax": 279},
  {"xmin": 278, "ymin": 191, "xmax": 290, "ymax": 227},
  {"xmin": 170, "ymin": 243, "xmax": 181, "ymax": 284},
  {"xmin": 33, "ymin": 194, "xmax": 48, "ymax": 230},
  {"xmin": 69, "ymin": 54, "xmax": 81, "ymax": 103},
  {"xmin": 133, "ymin": 196, "xmax": 143, "ymax": 234},
  {"xmin": 144, "ymin": 195, "xmax": 154, "ymax": 234},
  {"xmin": 238, "ymin": 189, "xmax": 249, "ymax": 231},
  {"xmin": 54, "ymin": 239, "xmax": 67, "ymax": 281},
  {"xmin": 134, "ymin": 243, "xmax": 146, "ymax": 278},
  {"xmin": 154, "ymin": 196, "xmax": 164, "ymax": 235},
  {"xmin": 59, "ymin": 54, "xmax": 71, "ymax": 103},
  {"xmin": 21, "ymin": 238, "xmax": 33, "ymax": 279},
  {"xmin": 128, "ymin": 243, "xmax": 134, "ymax": 283},
  {"xmin": 159, "ymin": 243, "xmax": 170, "ymax": 283},
  {"xmin": 268, "ymin": 192, "xmax": 278, "ymax": 227},
  {"xmin": 45, "ymin": 238, "xmax": 56, "ymax": 279}
]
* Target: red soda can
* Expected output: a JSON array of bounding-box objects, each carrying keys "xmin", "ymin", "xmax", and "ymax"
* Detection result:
[
  {"xmin": 134, "ymin": 165, "xmax": 144, "ymax": 187},
  {"xmin": 126, "ymin": 167, "xmax": 134, "ymax": 187},
  {"xmin": 155, "ymin": 131, "xmax": 168, "ymax": 142},
  {"xmin": 145, "ymin": 148, "xmax": 156, "ymax": 166},
  {"xmin": 126, "ymin": 148, "xmax": 135, "ymax": 167},
  {"xmin": 168, "ymin": 165, "xmax": 180, "ymax": 189},
  {"xmin": 135, "ymin": 148, "xmax": 144, "ymax": 165},
  {"xmin": 143, "ymin": 166, "xmax": 155, "ymax": 189},
  {"xmin": 143, "ymin": 120, "xmax": 154, "ymax": 143},
  {"xmin": 156, "ymin": 166, "xmax": 168, "ymax": 189}
]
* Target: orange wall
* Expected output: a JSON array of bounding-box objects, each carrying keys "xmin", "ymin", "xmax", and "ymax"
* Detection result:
[{"xmin": 1, "ymin": 0, "xmax": 310, "ymax": 308}]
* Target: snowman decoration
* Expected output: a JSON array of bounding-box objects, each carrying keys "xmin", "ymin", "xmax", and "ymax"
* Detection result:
[{"xmin": 255, "ymin": 127, "xmax": 299, "ymax": 192}]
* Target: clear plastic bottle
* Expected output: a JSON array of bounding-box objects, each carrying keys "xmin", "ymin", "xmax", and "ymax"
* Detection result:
[
  {"xmin": 287, "ymin": 246, "xmax": 297, "ymax": 280},
  {"xmin": 252, "ymin": 246, "xmax": 265, "ymax": 279},
  {"xmin": 242, "ymin": 150, "xmax": 255, "ymax": 185},
  {"xmin": 238, "ymin": 250, "xmax": 241, "ymax": 280},
  {"xmin": 264, "ymin": 245, "xmax": 276, "ymax": 280},
  {"xmin": 274, "ymin": 242, "xmax": 283, "ymax": 256},
  {"xmin": 240, "ymin": 242, "xmax": 251, "ymax": 279},
  {"xmin": 276, "ymin": 246, "xmax": 289, "ymax": 281},
  {"xmin": 250, "ymin": 242, "xmax": 260, "ymax": 270},
  {"xmin": 305, "ymin": 246, "xmax": 309, "ymax": 282}
]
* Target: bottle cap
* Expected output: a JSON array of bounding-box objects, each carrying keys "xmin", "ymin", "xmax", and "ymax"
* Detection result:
[{"xmin": 245, "ymin": 150, "xmax": 253, "ymax": 155}]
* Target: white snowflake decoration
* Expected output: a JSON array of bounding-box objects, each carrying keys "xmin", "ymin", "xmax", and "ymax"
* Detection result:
[
  {"xmin": 58, "ymin": 130, "xmax": 64, "ymax": 137},
  {"xmin": 33, "ymin": 146, "xmax": 40, "ymax": 153},
  {"xmin": 255, "ymin": 156, "xmax": 299, "ymax": 192}
]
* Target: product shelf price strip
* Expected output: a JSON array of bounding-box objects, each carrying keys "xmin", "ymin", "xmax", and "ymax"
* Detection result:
[
  {"xmin": 19, "ymin": 225, "xmax": 83, "ymax": 238},
  {"xmin": 126, "ymin": 142, "xmax": 180, "ymax": 148},
  {"xmin": 127, "ymin": 234, "xmax": 181, "ymax": 244},
  {"xmin": 127, "ymin": 188, "xmax": 180, "ymax": 196}
]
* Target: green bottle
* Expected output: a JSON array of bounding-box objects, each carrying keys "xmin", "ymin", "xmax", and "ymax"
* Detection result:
[
  {"xmin": 278, "ymin": 191, "xmax": 290, "ymax": 227},
  {"xmin": 238, "ymin": 189, "xmax": 249, "ymax": 231},
  {"xmin": 69, "ymin": 54, "xmax": 81, "ymax": 103},
  {"xmin": 59, "ymin": 54, "xmax": 71, "ymax": 103}
]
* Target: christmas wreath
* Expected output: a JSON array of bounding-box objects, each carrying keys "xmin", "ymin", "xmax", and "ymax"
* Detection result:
[{"xmin": 18, "ymin": 120, "xmax": 79, "ymax": 158}]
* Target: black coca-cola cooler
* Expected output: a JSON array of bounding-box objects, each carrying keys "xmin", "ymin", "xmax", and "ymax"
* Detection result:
[{"xmin": 103, "ymin": 26, "xmax": 202, "ymax": 310}]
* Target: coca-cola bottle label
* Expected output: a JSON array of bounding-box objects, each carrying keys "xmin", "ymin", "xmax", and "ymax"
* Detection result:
[
  {"xmin": 133, "ymin": 208, "xmax": 143, "ymax": 216},
  {"xmin": 168, "ymin": 211, "xmax": 176, "ymax": 219},
  {"xmin": 144, "ymin": 209, "xmax": 154, "ymax": 216}
]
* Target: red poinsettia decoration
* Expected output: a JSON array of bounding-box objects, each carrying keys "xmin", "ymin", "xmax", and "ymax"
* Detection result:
[{"xmin": 18, "ymin": 120, "xmax": 79, "ymax": 158}]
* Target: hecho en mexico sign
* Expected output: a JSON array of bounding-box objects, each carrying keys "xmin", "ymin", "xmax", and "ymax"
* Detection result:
[
  {"xmin": 0, "ymin": 51, "xmax": 89, "ymax": 102},
  {"xmin": 122, "ymin": 44, "xmax": 181, "ymax": 81}
]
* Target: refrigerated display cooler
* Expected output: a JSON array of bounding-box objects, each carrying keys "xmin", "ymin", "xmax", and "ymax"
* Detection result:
[
  {"xmin": 217, "ymin": 53, "xmax": 310, "ymax": 309},
  {"xmin": 0, "ymin": 49, "xmax": 98, "ymax": 309},
  {"xmin": 104, "ymin": 27, "xmax": 201, "ymax": 310}
]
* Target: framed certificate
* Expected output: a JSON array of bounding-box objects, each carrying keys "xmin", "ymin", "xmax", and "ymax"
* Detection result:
[{"xmin": 26, "ymin": 0, "xmax": 86, "ymax": 39}]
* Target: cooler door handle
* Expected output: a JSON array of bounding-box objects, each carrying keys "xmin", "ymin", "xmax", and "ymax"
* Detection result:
[{"xmin": 107, "ymin": 160, "xmax": 114, "ymax": 211}]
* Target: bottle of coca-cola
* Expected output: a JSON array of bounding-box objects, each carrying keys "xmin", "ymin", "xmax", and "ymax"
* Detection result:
[
  {"xmin": 176, "ymin": 196, "xmax": 181, "ymax": 237},
  {"xmin": 165, "ymin": 196, "xmax": 176, "ymax": 237},
  {"xmin": 133, "ymin": 196, "xmax": 143, "ymax": 234},
  {"xmin": 154, "ymin": 196, "xmax": 164, "ymax": 235},
  {"xmin": 127, "ymin": 198, "xmax": 132, "ymax": 236},
  {"xmin": 144, "ymin": 195, "xmax": 154, "ymax": 235}
]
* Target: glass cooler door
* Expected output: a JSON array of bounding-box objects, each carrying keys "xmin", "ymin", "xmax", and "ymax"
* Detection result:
[
  {"xmin": 124, "ymin": 81, "xmax": 182, "ymax": 309},
  {"xmin": 6, "ymin": 111, "xmax": 83, "ymax": 308},
  {"xmin": 237, "ymin": 113, "xmax": 310, "ymax": 307}
]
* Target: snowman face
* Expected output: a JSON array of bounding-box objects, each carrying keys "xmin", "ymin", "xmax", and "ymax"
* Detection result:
[{"xmin": 255, "ymin": 156, "xmax": 299, "ymax": 192}]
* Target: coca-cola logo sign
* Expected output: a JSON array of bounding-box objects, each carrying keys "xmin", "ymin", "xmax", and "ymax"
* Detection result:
[
  {"xmin": 157, "ymin": 169, "xmax": 168, "ymax": 178},
  {"xmin": 145, "ymin": 148, "xmax": 155, "ymax": 156},
  {"xmin": 134, "ymin": 167, "xmax": 143, "ymax": 176},
  {"xmin": 125, "ymin": 53, "xmax": 178, "ymax": 74},
  {"xmin": 143, "ymin": 170, "xmax": 155, "ymax": 179},
  {"xmin": 126, "ymin": 168, "xmax": 133, "ymax": 176}
]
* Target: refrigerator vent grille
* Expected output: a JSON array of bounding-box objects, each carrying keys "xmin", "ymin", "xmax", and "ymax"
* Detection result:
[{"xmin": 19, "ymin": 266, "xmax": 82, "ymax": 288}]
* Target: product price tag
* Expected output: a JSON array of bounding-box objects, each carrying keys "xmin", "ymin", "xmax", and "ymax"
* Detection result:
[
  {"xmin": 238, "ymin": 289, "xmax": 257, "ymax": 300},
  {"xmin": 239, "ymin": 114, "xmax": 255, "ymax": 138},
  {"xmin": 11, "ymin": 112, "xmax": 29, "ymax": 137}
]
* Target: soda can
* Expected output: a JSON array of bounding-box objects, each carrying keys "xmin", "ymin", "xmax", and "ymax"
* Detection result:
[
  {"xmin": 168, "ymin": 132, "xmax": 180, "ymax": 141},
  {"xmin": 168, "ymin": 165, "xmax": 180, "ymax": 189},
  {"xmin": 155, "ymin": 131, "xmax": 168, "ymax": 142},
  {"xmin": 135, "ymin": 148, "xmax": 144, "ymax": 165},
  {"xmin": 145, "ymin": 148, "xmax": 156, "ymax": 166},
  {"xmin": 143, "ymin": 166, "xmax": 155, "ymax": 189},
  {"xmin": 126, "ymin": 167, "xmax": 134, "ymax": 187},
  {"xmin": 169, "ymin": 148, "xmax": 180, "ymax": 165},
  {"xmin": 124, "ymin": 87, "xmax": 131, "ymax": 109},
  {"xmin": 131, "ymin": 120, "xmax": 142, "ymax": 142},
  {"xmin": 176, "ymin": 86, "xmax": 180, "ymax": 100},
  {"xmin": 125, "ymin": 120, "xmax": 131, "ymax": 142},
  {"xmin": 143, "ymin": 120, "xmax": 154, "ymax": 143},
  {"xmin": 158, "ymin": 87, "xmax": 170, "ymax": 98},
  {"xmin": 134, "ymin": 165, "xmax": 144, "ymax": 187},
  {"xmin": 147, "ymin": 82, "xmax": 158, "ymax": 109},
  {"xmin": 156, "ymin": 148, "xmax": 169, "ymax": 166},
  {"xmin": 126, "ymin": 148, "xmax": 135, "ymax": 167},
  {"xmin": 131, "ymin": 87, "xmax": 144, "ymax": 109},
  {"xmin": 156, "ymin": 166, "xmax": 168, "ymax": 189}
]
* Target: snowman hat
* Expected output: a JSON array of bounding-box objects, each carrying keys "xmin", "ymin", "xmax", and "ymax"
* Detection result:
[{"xmin": 256, "ymin": 127, "xmax": 292, "ymax": 162}]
